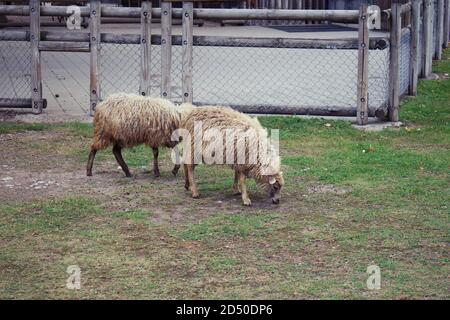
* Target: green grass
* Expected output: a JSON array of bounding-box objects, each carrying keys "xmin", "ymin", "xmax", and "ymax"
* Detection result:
[
  {"xmin": 0, "ymin": 121, "xmax": 93, "ymax": 136},
  {"xmin": 0, "ymin": 50, "xmax": 449, "ymax": 299},
  {"xmin": 0, "ymin": 122, "xmax": 51, "ymax": 134},
  {"xmin": 176, "ymin": 213, "xmax": 280, "ymax": 240}
]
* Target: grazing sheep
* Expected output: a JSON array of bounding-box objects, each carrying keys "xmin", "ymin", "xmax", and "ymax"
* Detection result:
[
  {"xmin": 86, "ymin": 93, "xmax": 193, "ymax": 178},
  {"xmin": 179, "ymin": 106, "xmax": 284, "ymax": 206}
]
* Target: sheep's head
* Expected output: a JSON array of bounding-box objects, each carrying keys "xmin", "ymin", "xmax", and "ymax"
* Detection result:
[
  {"xmin": 177, "ymin": 102, "xmax": 196, "ymax": 119},
  {"xmin": 267, "ymin": 172, "xmax": 284, "ymax": 204}
]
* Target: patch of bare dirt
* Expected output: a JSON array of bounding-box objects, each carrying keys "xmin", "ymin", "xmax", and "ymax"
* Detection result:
[
  {"xmin": 0, "ymin": 111, "xmax": 21, "ymax": 122},
  {"xmin": 307, "ymin": 184, "xmax": 351, "ymax": 195},
  {"xmin": 0, "ymin": 129, "xmax": 289, "ymax": 225},
  {"xmin": 0, "ymin": 110, "xmax": 92, "ymax": 124}
]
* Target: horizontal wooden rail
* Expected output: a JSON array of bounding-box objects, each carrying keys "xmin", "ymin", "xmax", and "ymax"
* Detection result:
[
  {"xmin": 382, "ymin": 2, "xmax": 412, "ymax": 20},
  {"xmin": 0, "ymin": 5, "xmax": 360, "ymax": 22},
  {"xmin": 184, "ymin": 9, "xmax": 359, "ymax": 22},
  {"xmin": 38, "ymin": 41, "xmax": 90, "ymax": 52},
  {"xmin": 0, "ymin": 30, "xmax": 389, "ymax": 50},
  {"xmin": 199, "ymin": 103, "xmax": 387, "ymax": 118},
  {"xmin": 0, "ymin": 98, "xmax": 32, "ymax": 108},
  {"xmin": 0, "ymin": 98, "xmax": 47, "ymax": 109}
]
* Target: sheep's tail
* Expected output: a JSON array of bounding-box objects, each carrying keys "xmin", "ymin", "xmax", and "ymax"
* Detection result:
[{"xmin": 90, "ymin": 111, "xmax": 109, "ymax": 151}]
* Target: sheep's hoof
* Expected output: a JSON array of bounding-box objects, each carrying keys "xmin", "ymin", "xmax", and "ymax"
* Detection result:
[
  {"xmin": 243, "ymin": 199, "xmax": 252, "ymax": 206},
  {"xmin": 87, "ymin": 172, "xmax": 92, "ymax": 177},
  {"xmin": 125, "ymin": 173, "xmax": 132, "ymax": 178},
  {"xmin": 153, "ymin": 171, "xmax": 160, "ymax": 178},
  {"xmin": 184, "ymin": 184, "xmax": 190, "ymax": 191},
  {"xmin": 192, "ymin": 192, "xmax": 200, "ymax": 199},
  {"xmin": 172, "ymin": 165, "xmax": 180, "ymax": 176}
]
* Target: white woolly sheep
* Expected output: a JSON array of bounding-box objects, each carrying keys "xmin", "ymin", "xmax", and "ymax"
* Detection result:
[
  {"xmin": 86, "ymin": 93, "xmax": 193, "ymax": 178},
  {"xmin": 178, "ymin": 106, "xmax": 284, "ymax": 206}
]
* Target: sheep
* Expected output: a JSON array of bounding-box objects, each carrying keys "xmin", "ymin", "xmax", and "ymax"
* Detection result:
[
  {"xmin": 86, "ymin": 93, "xmax": 193, "ymax": 178},
  {"xmin": 177, "ymin": 106, "xmax": 284, "ymax": 206}
]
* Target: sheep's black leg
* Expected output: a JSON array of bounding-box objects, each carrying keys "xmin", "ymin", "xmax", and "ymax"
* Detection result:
[
  {"xmin": 172, "ymin": 164, "xmax": 180, "ymax": 176},
  {"xmin": 183, "ymin": 164, "xmax": 190, "ymax": 190},
  {"xmin": 86, "ymin": 148, "xmax": 97, "ymax": 176},
  {"xmin": 113, "ymin": 144, "xmax": 132, "ymax": 177},
  {"xmin": 171, "ymin": 146, "xmax": 181, "ymax": 176},
  {"xmin": 152, "ymin": 147, "xmax": 160, "ymax": 177}
]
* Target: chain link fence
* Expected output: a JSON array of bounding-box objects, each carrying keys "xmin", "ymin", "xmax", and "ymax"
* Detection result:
[
  {"xmin": 99, "ymin": 37, "xmax": 392, "ymax": 113},
  {"xmin": 100, "ymin": 43, "xmax": 184, "ymax": 100},
  {"xmin": 418, "ymin": 14, "xmax": 424, "ymax": 74},
  {"xmin": 191, "ymin": 40, "xmax": 360, "ymax": 109},
  {"xmin": 190, "ymin": 39, "xmax": 391, "ymax": 111},
  {"xmin": 0, "ymin": 41, "xmax": 31, "ymax": 100},
  {"xmin": 400, "ymin": 27, "xmax": 411, "ymax": 95},
  {"xmin": 432, "ymin": 0, "xmax": 438, "ymax": 56},
  {"xmin": 100, "ymin": 43, "xmax": 141, "ymax": 98},
  {"xmin": 368, "ymin": 43, "xmax": 390, "ymax": 109}
]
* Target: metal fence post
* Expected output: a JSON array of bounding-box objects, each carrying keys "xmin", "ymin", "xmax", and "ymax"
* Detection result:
[
  {"xmin": 161, "ymin": 1, "xmax": 172, "ymax": 99},
  {"xmin": 421, "ymin": 0, "xmax": 432, "ymax": 79},
  {"xmin": 140, "ymin": 1, "xmax": 151, "ymax": 96},
  {"xmin": 30, "ymin": 0, "xmax": 42, "ymax": 114},
  {"xmin": 90, "ymin": 0, "xmax": 101, "ymax": 116},
  {"xmin": 182, "ymin": 1, "xmax": 193, "ymax": 103},
  {"xmin": 409, "ymin": 0, "xmax": 420, "ymax": 96},
  {"xmin": 389, "ymin": 1, "xmax": 401, "ymax": 122},
  {"xmin": 356, "ymin": 3, "xmax": 369, "ymax": 125}
]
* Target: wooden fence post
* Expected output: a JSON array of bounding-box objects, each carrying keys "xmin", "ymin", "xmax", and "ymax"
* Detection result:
[
  {"xmin": 444, "ymin": 0, "xmax": 449, "ymax": 48},
  {"xmin": 161, "ymin": 1, "xmax": 172, "ymax": 99},
  {"xmin": 356, "ymin": 3, "xmax": 369, "ymax": 125},
  {"xmin": 140, "ymin": 1, "xmax": 151, "ymax": 96},
  {"xmin": 182, "ymin": 2, "xmax": 193, "ymax": 103},
  {"xmin": 421, "ymin": 0, "xmax": 432, "ymax": 79},
  {"xmin": 389, "ymin": 1, "xmax": 401, "ymax": 122},
  {"xmin": 435, "ymin": 0, "xmax": 444, "ymax": 59},
  {"xmin": 409, "ymin": 0, "xmax": 420, "ymax": 96},
  {"xmin": 30, "ymin": 0, "xmax": 42, "ymax": 114},
  {"xmin": 90, "ymin": 0, "xmax": 100, "ymax": 116}
]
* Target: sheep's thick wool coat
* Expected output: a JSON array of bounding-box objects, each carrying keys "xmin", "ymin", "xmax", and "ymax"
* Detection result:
[
  {"xmin": 91, "ymin": 93, "xmax": 190, "ymax": 150},
  {"xmin": 179, "ymin": 106, "xmax": 281, "ymax": 184}
]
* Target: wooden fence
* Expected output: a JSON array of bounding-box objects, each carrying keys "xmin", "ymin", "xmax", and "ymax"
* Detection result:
[{"xmin": 0, "ymin": 0, "xmax": 448, "ymax": 125}]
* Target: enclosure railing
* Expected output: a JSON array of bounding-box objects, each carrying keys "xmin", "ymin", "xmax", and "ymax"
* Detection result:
[{"xmin": 0, "ymin": 0, "xmax": 448, "ymax": 126}]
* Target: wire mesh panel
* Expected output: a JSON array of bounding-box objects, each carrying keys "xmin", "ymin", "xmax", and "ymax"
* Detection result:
[
  {"xmin": 400, "ymin": 28, "xmax": 411, "ymax": 95},
  {"xmin": 189, "ymin": 40, "xmax": 360, "ymax": 110},
  {"xmin": 100, "ymin": 43, "xmax": 140, "ymax": 98},
  {"xmin": 41, "ymin": 51, "xmax": 90, "ymax": 114},
  {"xmin": 148, "ymin": 45, "xmax": 161, "ymax": 97},
  {"xmin": 432, "ymin": 0, "xmax": 438, "ymax": 56},
  {"xmin": 170, "ymin": 45, "xmax": 184, "ymax": 102},
  {"xmin": 368, "ymin": 44, "xmax": 390, "ymax": 109},
  {"xmin": 0, "ymin": 41, "xmax": 31, "ymax": 100},
  {"xmin": 418, "ymin": 16, "xmax": 424, "ymax": 74},
  {"xmin": 145, "ymin": 44, "xmax": 183, "ymax": 100},
  {"xmin": 100, "ymin": 43, "xmax": 183, "ymax": 100}
]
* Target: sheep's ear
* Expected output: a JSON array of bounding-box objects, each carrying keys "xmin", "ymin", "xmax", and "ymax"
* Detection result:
[{"xmin": 269, "ymin": 177, "xmax": 276, "ymax": 185}]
